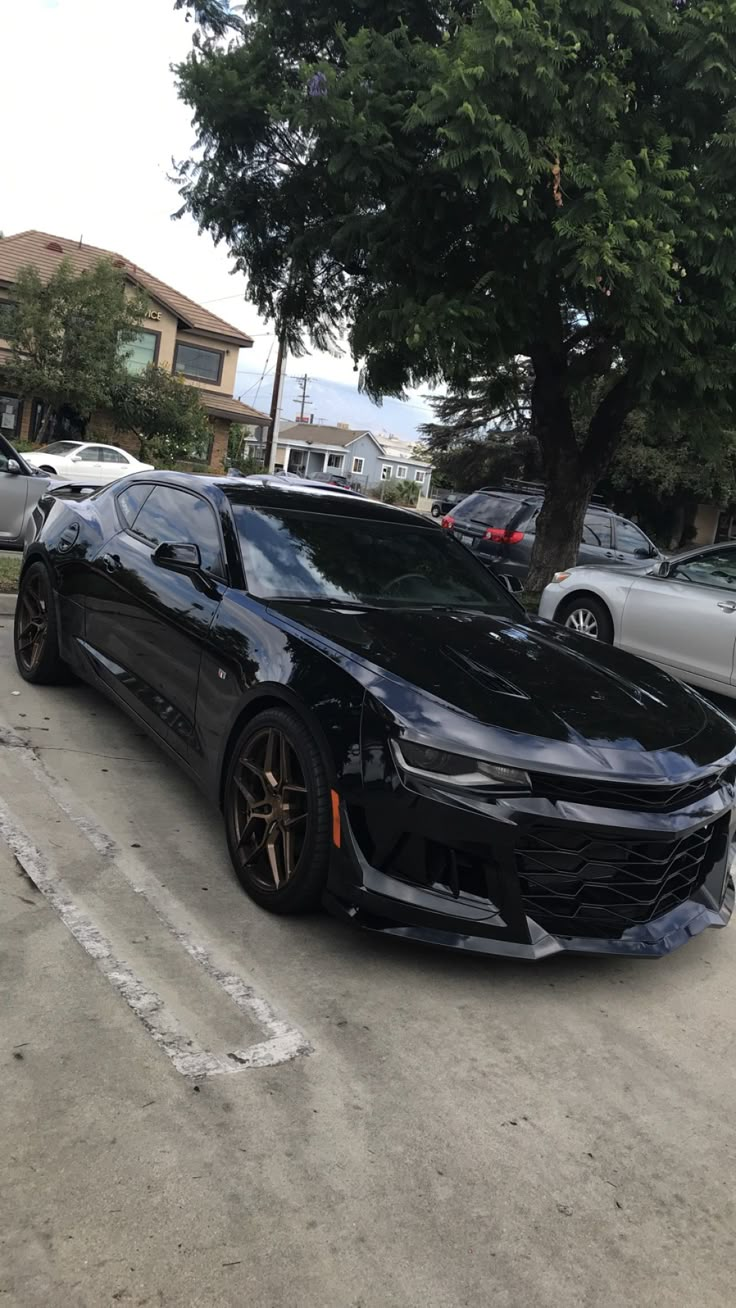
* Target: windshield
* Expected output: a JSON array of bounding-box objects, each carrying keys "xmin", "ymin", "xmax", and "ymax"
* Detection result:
[
  {"xmin": 453, "ymin": 492, "xmax": 527, "ymax": 527},
  {"xmin": 41, "ymin": 441, "xmax": 82, "ymax": 454},
  {"xmin": 232, "ymin": 505, "xmax": 521, "ymax": 615}
]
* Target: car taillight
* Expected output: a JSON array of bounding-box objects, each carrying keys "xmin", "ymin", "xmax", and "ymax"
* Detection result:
[
  {"xmin": 483, "ymin": 527, "xmax": 525, "ymax": 544},
  {"xmin": 441, "ymin": 515, "xmax": 455, "ymax": 529}
]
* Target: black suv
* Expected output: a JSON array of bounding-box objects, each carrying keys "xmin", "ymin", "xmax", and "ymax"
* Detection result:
[{"xmin": 443, "ymin": 483, "xmax": 660, "ymax": 586}]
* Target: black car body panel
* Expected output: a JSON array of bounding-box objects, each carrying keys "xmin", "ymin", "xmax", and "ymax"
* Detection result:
[
  {"xmin": 446, "ymin": 487, "xmax": 660, "ymax": 583},
  {"xmin": 24, "ymin": 472, "xmax": 736, "ymax": 960}
]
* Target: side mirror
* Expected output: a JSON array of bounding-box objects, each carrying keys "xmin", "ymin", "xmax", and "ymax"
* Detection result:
[
  {"xmin": 633, "ymin": 547, "xmax": 651, "ymax": 559},
  {"xmin": 657, "ymin": 559, "xmax": 672, "ymax": 578},
  {"xmin": 71, "ymin": 454, "xmax": 83, "ymax": 462},
  {"xmin": 152, "ymin": 541, "xmax": 201, "ymax": 573},
  {"xmin": 6, "ymin": 458, "xmax": 21, "ymax": 475}
]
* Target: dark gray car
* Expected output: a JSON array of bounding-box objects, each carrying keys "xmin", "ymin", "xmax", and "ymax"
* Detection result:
[{"xmin": 444, "ymin": 486, "xmax": 660, "ymax": 585}]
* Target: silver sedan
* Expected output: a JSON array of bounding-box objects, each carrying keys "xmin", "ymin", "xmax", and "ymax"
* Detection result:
[
  {"xmin": 538, "ymin": 542, "xmax": 736, "ymax": 700},
  {"xmin": 0, "ymin": 433, "xmax": 55, "ymax": 551}
]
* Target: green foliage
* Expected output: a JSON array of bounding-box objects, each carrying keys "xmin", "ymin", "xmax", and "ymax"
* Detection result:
[
  {"xmin": 226, "ymin": 422, "xmax": 266, "ymax": 472},
  {"xmin": 175, "ymin": 1, "xmax": 736, "ymax": 584},
  {"xmin": 372, "ymin": 478, "xmax": 421, "ymax": 506},
  {"xmin": 0, "ymin": 258, "xmax": 146, "ymax": 437},
  {"xmin": 109, "ymin": 365, "xmax": 212, "ymax": 465}
]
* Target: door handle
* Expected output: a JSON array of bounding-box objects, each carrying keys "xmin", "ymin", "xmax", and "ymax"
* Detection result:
[
  {"xmin": 100, "ymin": 553, "xmax": 122, "ymax": 574},
  {"xmin": 717, "ymin": 601, "xmax": 736, "ymax": 613}
]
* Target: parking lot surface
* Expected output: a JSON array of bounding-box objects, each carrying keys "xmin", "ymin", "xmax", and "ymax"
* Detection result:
[{"xmin": 1, "ymin": 619, "xmax": 736, "ymax": 1307}]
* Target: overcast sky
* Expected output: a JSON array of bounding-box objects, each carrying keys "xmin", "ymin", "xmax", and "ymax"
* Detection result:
[{"xmin": 0, "ymin": 0, "xmax": 433, "ymax": 440}]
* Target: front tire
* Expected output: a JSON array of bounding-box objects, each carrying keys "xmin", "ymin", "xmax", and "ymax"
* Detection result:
[
  {"xmin": 224, "ymin": 707, "xmax": 332, "ymax": 914},
  {"xmin": 14, "ymin": 561, "xmax": 67, "ymax": 683},
  {"xmin": 431, "ymin": 504, "xmax": 442, "ymax": 518},
  {"xmin": 557, "ymin": 594, "xmax": 614, "ymax": 643}
]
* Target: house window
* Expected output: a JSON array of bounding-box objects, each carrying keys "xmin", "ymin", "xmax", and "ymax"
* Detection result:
[
  {"xmin": 414, "ymin": 468, "xmax": 426, "ymax": 483},
  {"xmin": 0, "ymin": 395, "xmax": 22, "ymax": 440},
  {"xmin": 125, "ymin": 329, "xmax": 160, "ymax": 375},
  {"xmin": 352, "ymin": 456, "xmax": 364, "ymax": 474},
  {"xmin": 326, "ymin": 452, "xmax": 344, "ymax": 470},
  {"xmin": 0, "ymin": 300, "xmax": 17, "ymax": 340},
  {"xmin": 381, "ymin": 465, "xmax": 392, "ymax": 481},
  {"xmin": 174, "ymin": 342, "xmax": 224, "ymax": 384},
  {"xmin": 396, "ymin": 465, "xmax": 408, "ymax": 480}
]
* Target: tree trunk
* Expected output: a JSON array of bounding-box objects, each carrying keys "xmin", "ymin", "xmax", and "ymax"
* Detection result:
[
  {"xmin": 36, "ymin": 404, "xmax": 55, "ymax": 446},
  {"xmin": 524, "ymin": 458, "xmax": 594, "ymax": 594},
  {"xmin": 524, "ymin": 350, "xmax": 640, "ymax": 594}
]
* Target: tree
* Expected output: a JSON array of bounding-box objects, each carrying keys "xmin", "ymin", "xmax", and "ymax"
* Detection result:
[
  {"xmin": 109, "ymin": 365, "xmax": 213, "ymax": 465},
  {"xmin": 0, "ymin": 258, "xmax": 146, "ymax": 441},
  {"xmin": 601, "ymin": 413, "xmax": 736, "ymax": 548},
  {"xmin": 175, "ymin": 1, "xmax": 736, "ymax": 588}
]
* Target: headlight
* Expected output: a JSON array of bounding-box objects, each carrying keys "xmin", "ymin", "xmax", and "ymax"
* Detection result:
[{"xmin": 394, "ymin": 740, "xmax": 530, "ymax": 790}]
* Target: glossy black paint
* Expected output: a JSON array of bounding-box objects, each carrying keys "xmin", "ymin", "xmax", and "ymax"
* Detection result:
[{"xmin": 26, "ymin": 472, "xmax": 736, "ymax": 959}]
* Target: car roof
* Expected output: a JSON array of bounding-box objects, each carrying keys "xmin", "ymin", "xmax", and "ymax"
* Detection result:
[
  {"xmin": 122, "ymin": 470, "xmax": 436, "ymax": 526},
  {"xmin": 462, "ymin": 486, "xmax": 617, "ymax": 514}
]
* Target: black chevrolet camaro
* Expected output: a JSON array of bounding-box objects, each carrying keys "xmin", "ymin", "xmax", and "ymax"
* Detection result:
[{"xmin": 14, "ymin": 473, "xmax": 736, "ymax": 959}]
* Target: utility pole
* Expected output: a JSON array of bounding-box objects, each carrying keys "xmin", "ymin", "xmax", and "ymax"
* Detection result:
[
  {"xmin": 265, "ymin": 333, "xmax": 288, "ymax": 474},
  {"xmin": 294, "ymin": 372, "xmax": 311, "ymax": 423}
]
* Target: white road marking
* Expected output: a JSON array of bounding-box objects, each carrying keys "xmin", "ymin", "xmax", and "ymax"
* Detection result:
[
  {"xmin": 0, "ymin": 800, "xmax": 222, "ymax": 1079},
  {"xmin": 0, "ymin": 720, "xmax": 312, "ymax": 1074}
]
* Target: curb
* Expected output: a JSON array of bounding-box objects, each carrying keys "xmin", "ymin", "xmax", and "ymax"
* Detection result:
[{"xmin": 0, "ymin": 593, "xmax": 18, "ymax": 616}]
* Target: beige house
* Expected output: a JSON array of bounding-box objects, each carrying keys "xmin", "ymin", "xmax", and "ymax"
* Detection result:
[{"xmin": 0, "ymin": 230, "xmax": 269, "ymax": 471}]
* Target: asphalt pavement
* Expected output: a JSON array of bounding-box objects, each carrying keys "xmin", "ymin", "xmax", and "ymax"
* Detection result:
[{"xmin": 1, "ymin": 618, "xmax": 736, "ymax": 1307}]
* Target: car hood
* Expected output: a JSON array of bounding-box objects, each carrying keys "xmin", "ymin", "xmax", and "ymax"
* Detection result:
[{"xmin": 277, "ymin": 605, "xmax": 736, "ymax": 781}]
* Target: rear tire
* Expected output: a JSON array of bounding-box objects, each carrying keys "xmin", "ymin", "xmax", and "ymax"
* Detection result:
[
  {"xmin": 431, "ymin": 504, "xmax": 442, "ymax": 518},
  {"xmin": 556, "ymin": 595, "xmax": 614, "ymax": 644},
  {"xmin": 224, "ymin": 707, "xmax": 332, "ymax": 914},
  {"xmin": 14, "ymin": 561, "xmax": 67, "ymax": 683}
]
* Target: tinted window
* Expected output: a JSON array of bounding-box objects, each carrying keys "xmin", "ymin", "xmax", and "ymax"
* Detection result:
[
  {"xmin": 116, "ymin": 483, "xmax": 153, "ymax": 528},
  {"xmin": 583, "ymin": 513, "xmax": 613, "ymax": 549},
  {"xmin": 615, "ymin": 518, "xmax": 652, "ymax": 555},
  {"xmin": 453, "ymin": 493, "xmax": 524, "ymax": 528},
  {"xmin": 174, "ymin": 343, "xmax": 223, "ymax": 383},
  {"xmin": 672, "ymin": 549, "xmax": 736, "ymax": 591},
  {"xmin": 233, "ymin": 505, "xmax": 519, "ymax": 615},
  {"xmin": 131, "ymin": 486, "xmax": 225, "ymax": 577}
]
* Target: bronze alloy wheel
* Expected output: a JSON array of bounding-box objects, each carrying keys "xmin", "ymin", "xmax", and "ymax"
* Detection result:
[
  {"xmin": 230, "ymin": 725, "xmax": 311, "ymax": 892},
  {"xmin": 15, "ymin": 569, "xmax": 50, "ymax": 675}
]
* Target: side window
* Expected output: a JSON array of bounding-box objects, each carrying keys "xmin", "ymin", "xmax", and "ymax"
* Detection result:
[
  {"xmin": 672, "ymin": 550, "xmax": 736, "ymax": 591},
  {"xmin": 131, "ymin": 486, "xmax": 226, "ymax": 578},
  {"xmin": 615, "ymin": 518, "xmax": 653, "ymax": 556},
  {"xmin": 102, "ymin": 447, "xmax": 129, "ymax": 464},
  {"xmin": 116, "ymin": 483, "xmax": 153, "ymax": 528},
  {"xmin": 583, "ymin": 513, "xmax": 613, "ymax": 549},
  {"xmin": 78, "ymin": 446, "xmax": 103, "ymax": 462}
]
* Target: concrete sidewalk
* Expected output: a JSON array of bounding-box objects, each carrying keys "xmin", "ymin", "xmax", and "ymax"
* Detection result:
[{"xmin": 2, "ymin": 622, "xmax": 736, "ymax": 1306}]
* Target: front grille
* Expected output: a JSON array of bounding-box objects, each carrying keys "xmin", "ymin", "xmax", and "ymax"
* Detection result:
[
  {"xmin": 531, "ymin": 769, "xmax": 732, "ymax": 813},
  {"xmin": 517, "ymin": 819, "xmax": 725, "ymax": 938}
]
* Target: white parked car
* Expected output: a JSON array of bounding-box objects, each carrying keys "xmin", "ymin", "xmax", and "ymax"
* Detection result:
[
  {"xmin": 539, "ymin": 542, "xmax": 736, "ymax": 700},
  {"xmin": 24, "ymin": 441, "xmax": 153, "ymax": 485}
]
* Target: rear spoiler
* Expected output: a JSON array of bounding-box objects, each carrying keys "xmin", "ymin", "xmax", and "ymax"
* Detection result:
[{"xmin": 44, "ymin": 481, "xmax": 99, "ymax": 502}]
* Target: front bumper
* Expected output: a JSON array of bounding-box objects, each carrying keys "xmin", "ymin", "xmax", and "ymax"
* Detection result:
[{"xmin": 325, "ymin": 781, "xmax": 735, "ymax": 960}]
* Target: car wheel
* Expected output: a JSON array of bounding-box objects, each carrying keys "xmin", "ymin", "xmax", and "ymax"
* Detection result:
[
  {"xmin": 14, "ymin": 561, "xmax": 67, "ymax": 683},
  {"xmin": 38, "ymin": 465, "xmax": 57, "ymax": 474},
  {"xmin": 557, "ymin": 595, "xmax": 614, "ymax": 643},
  {"xmin": 224, "ymin": 707, "xmax": 332, "ymax": 914},
  {"xmin": 431, "ymin": 504, "xmax": 442, "ymax": 518}
]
